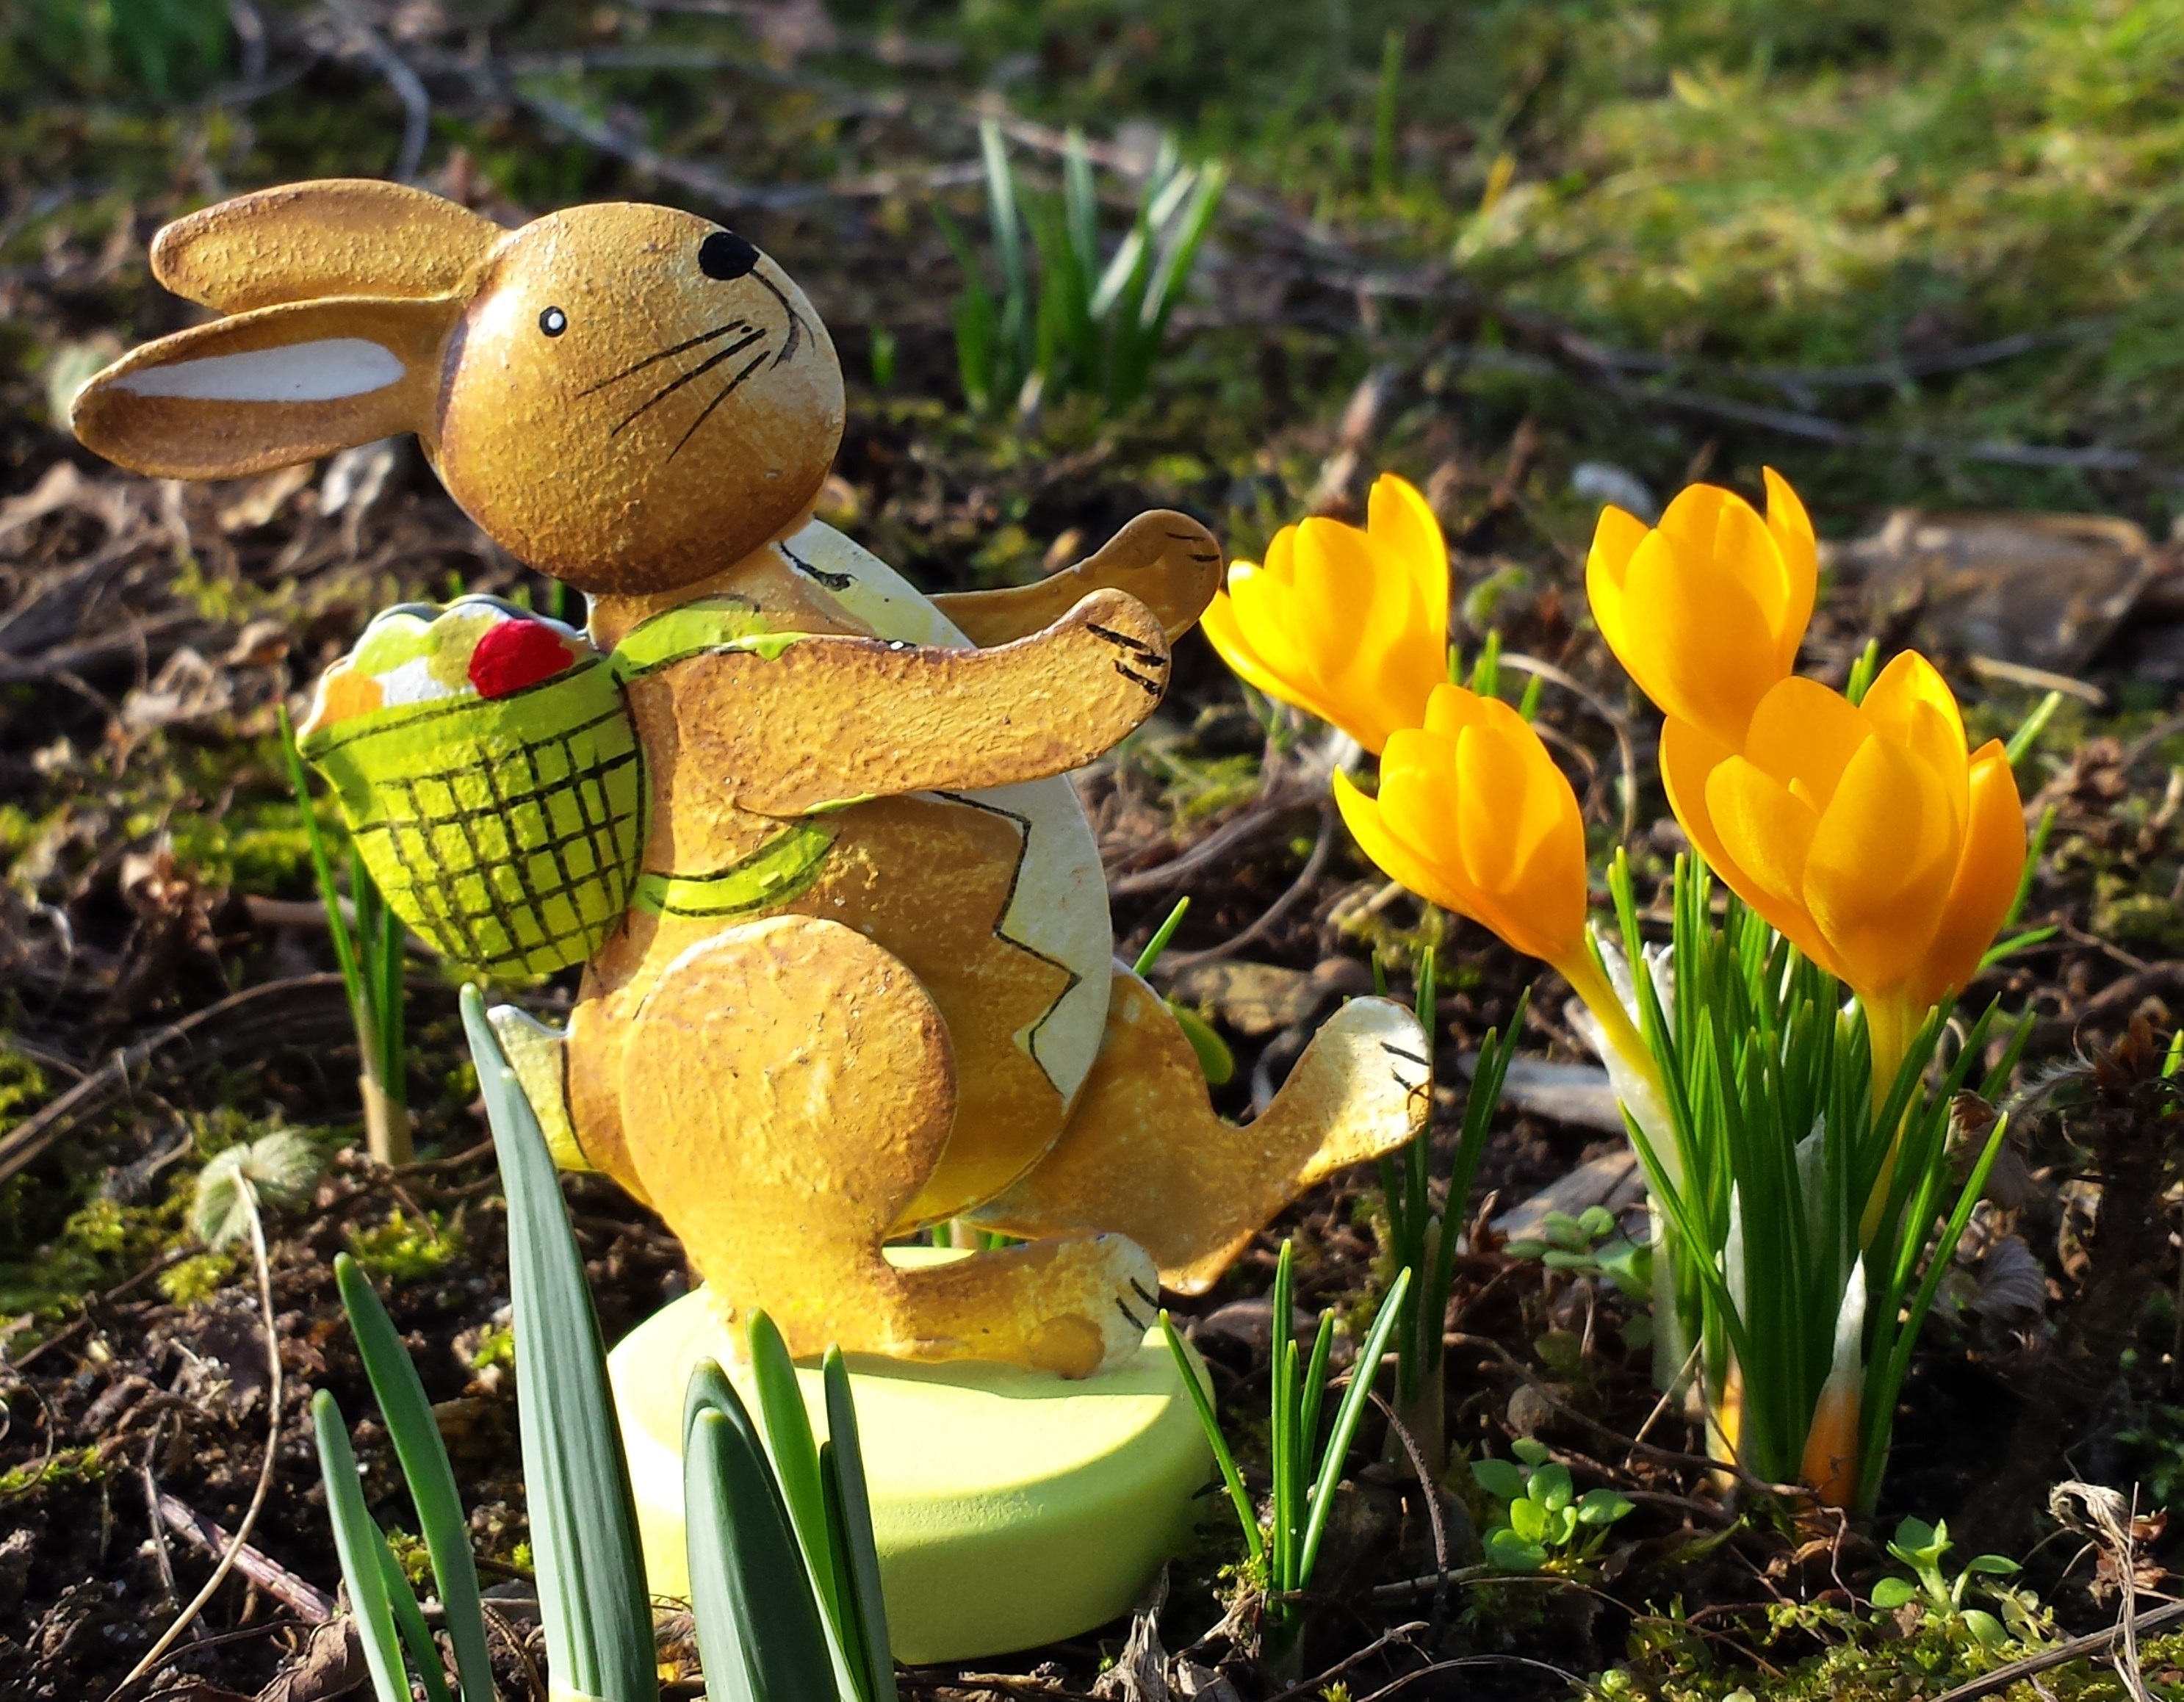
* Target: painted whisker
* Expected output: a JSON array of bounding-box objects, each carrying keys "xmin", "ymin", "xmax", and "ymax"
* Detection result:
[
  {"xmin": 577, "ymin": 318, "xmax": 753, "ymax": 397},
  {"xmin": 610, "ymin": 328, "xmax": 768, "ymax": 439}
]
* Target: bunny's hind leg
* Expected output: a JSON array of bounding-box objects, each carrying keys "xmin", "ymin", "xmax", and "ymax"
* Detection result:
[
  {"xmin": 969, "ymin": 970, "xmax": 1432, "ymax": 1292},
  {"xmin": 617, "ymin": 915, "xmax": 1153, "ymax": 1378}
]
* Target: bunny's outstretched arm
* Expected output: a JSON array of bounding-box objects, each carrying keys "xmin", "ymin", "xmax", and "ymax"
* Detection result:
[
  {"xmin": 931, "ymin": 511, "xmax": 1222, "ymax": 646},
  {"xmin": 663, "ymin": 587, "xmax": 1171, "ymax": 815}
]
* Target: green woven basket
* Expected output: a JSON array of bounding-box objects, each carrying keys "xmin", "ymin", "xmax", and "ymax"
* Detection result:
[{"xmin": 300, "ymin": 656, "xmax": 646, "ymax": 979}]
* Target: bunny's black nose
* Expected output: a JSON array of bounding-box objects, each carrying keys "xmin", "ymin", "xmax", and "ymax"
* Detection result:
[{"xmin": 699, "ymin": 231, "xmax": 760, "ymax": 281}]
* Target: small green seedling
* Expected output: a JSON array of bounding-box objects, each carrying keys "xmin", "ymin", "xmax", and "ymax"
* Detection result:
[
  {"xmin": 1130, "ymin": 896, "xmax": 1236, "ymax": 1086},
  {"xmin": 1470, "ymin": 1438, "xmax": 1633, "ymax": 1573},
  {"xmin": 1162, "ymin": 1244, "xmax": 1413, "ymax": 1640},
  {"xmin": 1504, "ymin": 1205, "xmax": 1651, "ymax": 1304},
  {"xmin": 1870, "ymin": 1517, "xmax": 2028, "ymax": 1646},
  {"xmin": 279, "ymin": 704, "xmax": 411, "ymax": 1165}
]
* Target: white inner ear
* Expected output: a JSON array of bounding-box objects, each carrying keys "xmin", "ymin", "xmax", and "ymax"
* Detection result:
[{"xmin": 113, "ymin": 338, "xmax": 407, "ymax": 403}]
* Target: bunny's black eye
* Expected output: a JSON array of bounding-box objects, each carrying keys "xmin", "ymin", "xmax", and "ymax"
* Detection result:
[
  {"xmin": 539, "ymin": 306, "xmax": 567, "ymax": 336},
  {"xmin": 699, "ymin": 231, "xmax": 760, "ymax": 281}
]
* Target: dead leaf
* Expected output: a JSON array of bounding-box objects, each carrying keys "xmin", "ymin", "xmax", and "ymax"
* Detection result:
[{"xmin": 254, "ymin": 1618, "xmax": 366, "ymax": 1702}]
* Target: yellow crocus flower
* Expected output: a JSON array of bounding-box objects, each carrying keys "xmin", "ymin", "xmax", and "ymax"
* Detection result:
[
  {"xmin": 1333, "ymin": 682, "xmax": 1646, "ymax": 1065},
  {"xmin": 1200, "ymin": 472, "xmax": 1448, "ymax": 754},
  {"xmin": 1659, "ymin": 652, "xmax": 2025, "ymax": 1081},
  {"xmin": 1587, "ymin": 469, "xmax": 1817, "ymax": 749}
]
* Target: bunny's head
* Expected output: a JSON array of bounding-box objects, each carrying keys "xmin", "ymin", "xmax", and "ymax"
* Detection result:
[{"xmin": 72, "ymin": 180, "xmax": 845, "ymax": 595}]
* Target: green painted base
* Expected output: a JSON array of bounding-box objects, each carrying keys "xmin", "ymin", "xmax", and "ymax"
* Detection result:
[{"xmin": 607, "ymin": 1251, "xmax": 1214, "ymax": 1664}]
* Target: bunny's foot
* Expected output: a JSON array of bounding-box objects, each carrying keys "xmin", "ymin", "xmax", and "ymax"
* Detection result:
[
  {"xmin": 615, "ymin": 912, "xmax": 1154, "ymax": 1379},
  {"xmin": 969, "ymin": 969, "xmax": 1432, "ymax": 1292}
]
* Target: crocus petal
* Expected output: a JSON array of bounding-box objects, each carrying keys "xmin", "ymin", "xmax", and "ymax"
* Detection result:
[
  {"xmin": 1707, "ymin": 756, "xmax": 1821, "ymax": 916},
  {"xmin": 1761, "ymin": 466, "xmax": 1817, "ymax": 675},
  {"xmin": 1616, "ymin": 529, "xmax": 1785, "ymax": 745},
  {"xmin": 1742, "ymin": 677, "xmax": 1871, "ymax": 812},
  {"xmin": 1585, "ymin": 505, "xmax": 1652, "ymax": 660},
  {"xmin": 1802, "ymin": 735, "xmax": 1959, "ymax": 999},
  {"xmin": 1655, "ymin": 480, "xmax": 1742, "ymax": 553},
  {"xmin": 1375, "ymin": 727, "xmax": 1467, "ymax": 876},
  {"xmin": 1909, "ymin": 740, "xmax": 2027, "ymax": 1011},
  {"xmin": 1452, "ymin": 714, "xmax": 1588, "ymax": 963},
  {"xmin": 1334, "ymin": 768, "xmax": 1476, "ymax": 921},
  {"xmin": 1861, "ymin": 649, "xmax": 1967, "ymax": 758},
  {"xmin": 1422, "ymin": 679, "xmax": 1494, "ymax": 740},
  {"xmin": 1707, "ymin": 494, "xmax": 1791, "ymax": 636},
  {"xmin": 1659, "ymin": 715, "xmax": 1739, "ymax": 875},
  {"xmin": 1366, "ymin": 472, "xmax": 1449, "ymax": 619},
  {"xmin": 1291, "ymin": 516, "xmax": 1438, "ymax": 749}
]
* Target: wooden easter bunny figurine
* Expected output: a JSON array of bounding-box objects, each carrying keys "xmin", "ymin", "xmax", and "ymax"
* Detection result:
[{"xmin": 74, "ymin": 181, "xmax": 1430, "ymax": 1378}]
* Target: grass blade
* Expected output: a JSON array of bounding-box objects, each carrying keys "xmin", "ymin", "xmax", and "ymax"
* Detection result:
[
  {"xmin": 1131, "ymin": 896, "xmax": 1191, "ymax": 976},
  {"xmin": 1297, "ymin": 1266, "xmax": 1411, "ymax": 1588},
  {"xmin": 823, "ymin": 1348, "xmax": 897, "ymax": 1702},
  {"xmin": 684, "ymin": 1364, "xmax": 838, "ymax": 1702},
  {"xmin": 1160, "ymin": 1311, "xmax": 1264, "ymax": 1566},
  {"xmin": 311, "ymin": 1390, "xmax": 415, "ymax": 1702},
  {"xmin": 333, "ymin": 1252, "xmax": 493, "ymax": 1702},
  {"xmin": 278, "ymin": 705, "xmax": 366, "ymax": 1023},
  {"xmin": 375, "ymin": 1531, "xmax": 453, "ymax": 1702},
  {"xmin": 746, "ymin": 1311, "xmax": 837, "ymax": 1629},
  {"xmin": 1269, "ymin": 1241, "xmax": 1297, "ymax": 1590},
  {"xmin": 461, "ymin": 985, "xmax": 655, "ymax": 1702}
]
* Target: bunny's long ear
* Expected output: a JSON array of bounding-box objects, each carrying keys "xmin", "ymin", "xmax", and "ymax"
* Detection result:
[
  {"xmin": 71, "ymin": 295, "xmax": 453, "ymax": 480},
  {"xmin": 152, "ymin": 180, "xmax": 502, "ymax": 312}
]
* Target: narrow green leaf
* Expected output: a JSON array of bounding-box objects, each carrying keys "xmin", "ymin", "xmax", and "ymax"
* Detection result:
[
  {"xmin": 818, "ymin": 1450, "xmax": 874, "ymax": 1702},
  {"xmin": 1990, "ymin": 803, "xmax": 2058, "ymax": 945},
  {"xmin": 460, "ymin": 986, "xmax": 655, "ymax": 1702},
  {"xmin": 823, "ymin": 1346, "xmax": 897, "ymax": 1702},
  {"xmin": 1159, "ymin": 1312, "xmax": 1262, "ymax": 1565},
  {"xmin": 746, "ymin": 1311, "xmax": 837, "ymax": 1631},
  {"xmin": 1297, "ymin": 1265, "xmax": 1410, "ymax": 1589},
  {"xmin": 1132, "ymin": 897, "xmax": 1192, "ymax": 976},
  {"xmin": 1845, "ymin": 638, "xmax": 1881, "ymax": 706},
  {"xmin": 311, "ymin": 1390, "xmax": 415, "ymax": 1702},
  {"xmin": 1269, "ymin": 1241, "xmax": 1297, "ymax": 1589},
  {"xmin": 278, "ymin": 705, "xmax": 370, "ymax": 1049},
  {"xmin": 2005, "ymin": 690, "xmax": 2064, "ymax": 767},
  {"xmin": 333, "ymin": 1254, "xmax": 493, "ymax": 1702},
  {"xmin": 1295, "ymin": 1310, "xmax": 1335, "ymax": 1478},
  {"xmin": 685, "ymin": 1402, "xmax": 837, "ymax": 1702},
  {"xmin": 1168, "ymin": 1003, "xmax": 1235, "ymax": 1086},
  {"xmin": 375, "ymin": 1529, "xmax": 453, "ymax": 1702}
]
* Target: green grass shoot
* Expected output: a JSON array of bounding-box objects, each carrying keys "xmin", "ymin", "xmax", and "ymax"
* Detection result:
[
  {"xmin": 278, "ymin": 704, "xmax": 409, "ymax": 1165},
  {"xmin": 1164, "ymin": 1242, "xmax": 1412, "ymax": 1622},
  {"xmin": 943, "ymin": 120, "xmax": 1226, "ymax": 417}
]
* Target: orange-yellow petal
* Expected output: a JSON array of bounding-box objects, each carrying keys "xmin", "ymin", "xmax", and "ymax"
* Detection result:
[
  {"xmin": 1334, "ymin": 767, "xmax": 1476, "ymax": 921},
  {"xmin": 1202, "ymin": 581, "xmax": 1347, "ymax": 736},
  {"xmin": 1452, "ymin": 712, "xmax": 1587, "ymax": 963},
  {"xmin": 1801, "ymin": 735, "xmax": 1959, "ymax": 999},
  {"xmin": 1585, "ymin": 505, "xmax": 1652, "ymax": 660},
  {"xmin": 1366, "ymin": 472, "xmax": 1449, "ymax": 617},
  {"xmin": 1707, "ymin": 756, "xmax": 1822, "ymax": 917},
  {"xmin": 1760, "ymin": 467, "xmax": 1817, "ymax": 676},
  {"xmin": 1659, "ymin": 715, "xmax": 1738, "ymax": 876},
  {"xmin": 1616, "ymin": 527, "xmax": 1784, "ymax": 744},
  {"xmin": 1742, "ymin": 676, "xmax": 1870, "ymax": 812},
  {"xmin": 1909, "ymin": 740, "xmax": 2026, "ymax": 1011}
]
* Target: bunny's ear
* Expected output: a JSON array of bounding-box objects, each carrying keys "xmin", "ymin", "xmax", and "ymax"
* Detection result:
[
  {"xmin": 152, "ymin": 179, "xmax": 503, "ymax": 312},
  {"xmin": 71, "ymin": 295, "xmax": 453, "ymax": 480}
]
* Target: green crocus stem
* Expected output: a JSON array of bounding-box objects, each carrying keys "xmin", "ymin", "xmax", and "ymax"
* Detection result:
[
  {"xmin": 1859, "ymin": 993, "xmax": 1919, "ymax": 1250},
  {"xmin": 1648, "ymin": 1202, "xmax": 1690, "ymax": 1393},
  {"xmin": 1557, "ymin": 949, "xmax": 1658, "ymax": 1101}
]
